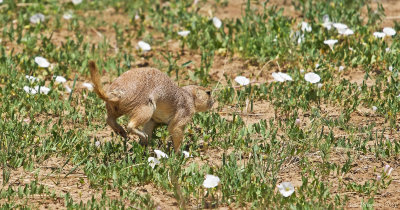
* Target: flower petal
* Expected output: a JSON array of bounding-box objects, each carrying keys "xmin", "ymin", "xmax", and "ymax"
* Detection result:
[
  {"xmin": 203, "ymin": 174, "xmax": 220, "ymax": 188},
  {"xmin": 34, "ymin": 56, "xmax": 50, "ymax": 68},
  {"xmin": 272, "ymin": 72, "xmax": 292, "ymax": 82},
  {"xmin": 234, "ymin": 76, "xmax": 250, "ymax": 86},
  {"xmin": 154, "ymin": 149, "xmax": 168, "ymax": 159},
  {"xmin": 333, "ymin": 23, "xmax": 348, "ymax": 30},
  {"xmin": 182, "ymin": 151, "xmax": 191, "ymax": 158},
  {"xmin": 35, "ymin": 86, "xmax": 50, "ymax": 95},
  {"xmin": 323, "ymin": 39, "xmax": 338, "ymax": 49},
  {"xmin": 373, "ymin": 32, "xmax": 386, "ymax": 38},
  {"xmin": 23, "ymin": 86, "xmax": 37, "ymax": 95},
  {"xmin": 138, "ymin": 41, "xmax": 151, "ymax": 52},
  {"xmin": 63, "ymin": 13, "xmax": 73, "ymax": 20},
  {"xmin": 301, "ymin": 22, "xmax": 312, "ymax": 32},
  {"xmin": 25, "ymin": 75, "xmax": 39, "ymax": 83},
  {"xmin": 178, "ymin": 30, "xmax": 190, "ymax": 37},
  {"xmin": 30, "ymin": 13, "xmax": 45, "ymax": 24},
  {"xmin": 277, "ymin": 182, "xmax": 295, "ymax": 197},
  {"xmin": 212, "ymin": 17, "xmax": 222, "ymax": 28},
  {"xmin": 148, "ymin": 157, "xmax": 160, "ymax": 169},
  {"xmin": 72, "ymin": 0, "xmax": 82, "ymax": 5},
  {"xmin": 54, "ymin": 76, "xmax": 67, "ymax": 83},
  {"xmin": 304, "ymin": 72, "xmax": 321, "ymax": 84},
  {"xmin": 383, "ymin": 27, "xmax": 396, "ymax": 36},
  {"xmin": 82, "ymin": 82, "xmax": 93, "ymax": 91}
]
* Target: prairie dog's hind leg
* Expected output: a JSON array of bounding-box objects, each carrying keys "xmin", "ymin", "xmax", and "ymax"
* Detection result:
[
  {"xmin": 127, "ymin": 105, "xmax": 154, "ymax": 143},
  {"xmin": 107, "ymin": 116, "xmax": 127, "ymax": 138}
]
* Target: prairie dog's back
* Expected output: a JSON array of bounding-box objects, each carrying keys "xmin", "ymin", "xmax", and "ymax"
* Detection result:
[{"xmin": 107, "ymin": 68, "xmax": 186, "ymax": 114}]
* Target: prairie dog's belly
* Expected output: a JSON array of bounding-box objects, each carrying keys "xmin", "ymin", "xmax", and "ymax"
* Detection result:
[{"xmin": 152, "ymin": 103, "xmax": 174, "ymax": 124}]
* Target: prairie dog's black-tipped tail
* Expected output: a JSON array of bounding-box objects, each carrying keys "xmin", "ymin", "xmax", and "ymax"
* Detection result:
[{"xmin": 88, "ymin": 60, "xmax": 110, "ymax": 101}]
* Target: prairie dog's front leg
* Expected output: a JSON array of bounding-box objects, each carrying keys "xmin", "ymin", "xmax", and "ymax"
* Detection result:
[
  {"xmin": 168, "ymin": 113, "xmax": 192, "ymax": 153},
  {"xmin": 141, "ymin": 120, "xmax": 158, "ymax": 145}
]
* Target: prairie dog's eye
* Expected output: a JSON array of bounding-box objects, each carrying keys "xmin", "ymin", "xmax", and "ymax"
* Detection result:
[{"xmin": 206, "ymin": 90, "xmax": 211, "ymax": 96}]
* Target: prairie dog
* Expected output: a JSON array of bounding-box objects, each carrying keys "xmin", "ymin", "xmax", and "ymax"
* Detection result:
[{"xmin": 88, "ymin": 61, "xmax": 213, "ymax": 152}]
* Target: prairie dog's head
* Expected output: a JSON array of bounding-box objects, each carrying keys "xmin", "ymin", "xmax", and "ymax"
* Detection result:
[{"xmin": 183, "ymin": 85, "xmax": 214, "ymax": 112}]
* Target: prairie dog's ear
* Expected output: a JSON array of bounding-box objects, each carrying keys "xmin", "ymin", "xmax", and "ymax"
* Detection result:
[
  {"xmin": 182, "ymin": 85, "xmax": 196, "ymax": 96},
  {"xmin": 191, "ymin": 87, "xmax": 198, "ymax": 97}
]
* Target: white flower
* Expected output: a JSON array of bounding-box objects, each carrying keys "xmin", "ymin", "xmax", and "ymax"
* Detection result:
[
  {"xmin": 203, "ymin": 174, "xmax": 220, "ymax": 188},
  {"xmin": 304, "ymin": 72, "xmax": 321, "ymax": 84},
  {"xmin": 71, "ymin": 0, "xmax": 82, "ymax": 5},
  {"xmin": 383, "ymin": 27, "xmax": 396, "ymax": 36},
  {"xmin": 384, "ymin": 164, "xmax": 393, "ymax": 175},
  {"xmin": 36, "ymin": 86, "xmax": 50, "ymax": 94},
  {"xmin": 301, "ymin": 22, "xmax": 312, "ymax": 32},
  {"xmin": 34, "ymin": 56, "xmax": 50, "ymax": 68},
  {"xmin": 295, "ymin": 118, "xmax": 301, "ymax": 126},
  {"xmin": 315, "ymin": 64, "xmax": 320, "ymax": 69},
  {"xmin": 277, "ymin": 182, "xmax": 295, "ymax": 197},
  {"xmin": 135, "ymin": 14, "xmax": 140, "ymax": 20},
  {"xmin": 333, "ymin": 23, "xmax": 348, "ymax": 31},
  {"xmin": 234, "ymin": 76, "xmax": 250, "ymax": 86},
  {"xmin": 182, "ymin": 151, "xmax": 191, "ymax": 158},
  {"xmin": 339, "ymin": 66, "xmax": 345, "ymax": 72},
  {"xmin": 322, "ymin": 15, "xmax": 330, "ymax": 23},
  {"xmin": 0, "ymin": 0, "xmax": 3, "ymax": 4},
  {"xmin": 386, "ymin": 48, "xmax": 391, "ymax": 53},
  {"xmin": 138, "ymin": 41, "xmax": 151, "ymax": 52},
  {"xmin": 389, "ymin": 66, "xmax": 393, "ymax": 72},
  {"xmin": 212, "ymin": 17, "xmax": 222, "ymax": 29},
  {"xmin": 63, "ymin": 13, "xmax": 73, "ymax": 20},
  {"xmin": 317, "ymin": 83, "xmax": 323, "ymax": 88},
  {"xmin": 23, "ymin": 86, "xmax": 37, "ymax": 95},
  {"xmin": 297, "ymin": 37, "xmax": 303, "ymax": 44},
  {"xmin": 154, "ymin": 149, "xmax": 168, "ymax": 159},
  {"xmin": 25, "ymin": 75, "xmax": 39, "ymax": 82},
  {"xmin": 65, "ymin": 85, "xmax": 72, "ymax": 93},
  {"xmin": 322, "ymin": 22, "xmax": 333, "ymax": 30},
  {"xmin": 384, "ymin": 164, "xmax": 390, "ymax": 172},
  {"xmin": 372, "ymin": 106, "xmax": 377, "ymax": 112},
  {"xmin": 388, "ymin": 168, "xmax": 393, "ymax": 175},
  {"xmin": 321, "ymin": 15, "xmax": 332, "ymax": 30},
  {"xmin": 271, "ymin": 72, "xmax": 293, "ymax": 82},
  {"xmin": 339, "ymin": 28, "xmax": 354, "ymax": 36},
  {"xmin": 148, "ymin": 157, "xmax": 160, "ymax": 169},
  {"xmin": 373, "ymin": 32, "xmax": 386, "ymax": 38},
  {"xmin": 54, "ymin": 76, "xmax": 67, "ymax": 83},
  {"xmin": 323, "ymin": 39, "xmax": 338, "ymax": 50},
  {"xmin": 24, "ymin": 86, "xmax": 50, "ymax": 95},
  {"xmin": 376, "ymin": 175, "xmax": 381, "ymax": 181},
  {"xmin": 95, "ymin": 141, "xmax": 100, "ymax": 147},
  {"xmin": 30, "ymin": 13, "xmax": 45, "ymax": 24},
  {"xmin": 297, "ymin": 32, "xmax": 305, "ymax": 44},
  {"xmin": 178, "ymin": 30, "xmax": 190, "ymax": 37},
  {"xmin": 300, "ymin": 69, "xmax": 305, "ymax": 73},
  {"xmin": 82, "ymin": 82, "xmax": 93, "ymax": 91}
]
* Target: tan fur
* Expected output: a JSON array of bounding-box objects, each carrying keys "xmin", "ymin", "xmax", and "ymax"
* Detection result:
[{"xmin": 88, "ymin": 61, "xmax": 213, "ymax": 152}]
